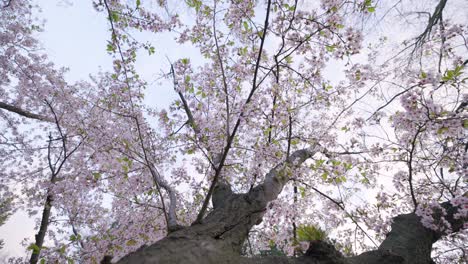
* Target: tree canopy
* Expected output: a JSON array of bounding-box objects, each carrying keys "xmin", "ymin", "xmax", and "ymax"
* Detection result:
[{"xmin": 0, "ymin": 0, "xmax": 467, "ymax": 263}]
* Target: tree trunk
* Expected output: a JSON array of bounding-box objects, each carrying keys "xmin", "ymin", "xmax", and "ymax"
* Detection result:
[
  {"xmin": 117, "ymin": 189, "xmax": 466, "ymax": 263},
  {"xmin": 116, "ymin": 149, "xmax": 467, "ymax": 264},
  {"xmin": 30, "ymin": 194, "xmax": 53, "ymax": 264},
  {"xmin": 118, "ymin": 194, "xmax": 461, "ymax": 264}
]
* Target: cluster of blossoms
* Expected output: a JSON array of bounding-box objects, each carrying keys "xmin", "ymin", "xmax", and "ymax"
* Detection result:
[
  {"xmin": 224, "ymin": 0, "xmax": 255, "ymax": 35},
  {"xmin": 416, "ymin": 202, "xmax": 452, "ymax": 234},
  {"xmin": 451, "ymin": 196, "xmax": 468, "ymax": 229},
  {"xmin": 344, "ymin": 64, "xmax": 378, "ymax": 88}
]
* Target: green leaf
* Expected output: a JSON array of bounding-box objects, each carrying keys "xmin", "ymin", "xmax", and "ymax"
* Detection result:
[
  {"xmin": 93, "ymin": 172, "xmax": 101, "ymax": 181},
  {"xmin": 126, "ymin": 239, "xmax": 137, "ymax": 246},
  {"xmin": 335, "ymin": 175, "xmax": 347, "ymax": 183},
  {"xmin": 239, "ymin": 47, "xmax": 248, "ymax": 56},
  {"xmin": 355, "ymin": 70, "xmax": 361, "ymax": 81},
  {"xmin": 40, "ymin": 259, "xmax": 46, "ymax": 264},
  {"xmin": 185, "ymin": 0, "xmax": 202, "ymax": 12},
  {"xmin": 59, "ymin": 245, "xmax": 66, "ymax": 254},
  {"xmin": 106, "ymin": 44, "xmax": 113, "ymax": 52},
  {"xmin": 331, "ymin": 160, "xmax": 341, "ymax": 166},
  {"xmin": 344, "ymin": 163, "xmax": 353, "ymax": 170},
  {"xmin": 360, "ymin": 176, "xmax": 370, "ymax": 184},
  {"xmin": 442, "ymin": 65, "xmax": 464, "ymax": 82},
  {"xmin": 110, "ymin": 11, "xmax": 119, "ymax": 22},
  {"xmin": 27, "ymin": 243, "xmax": 41, "ymax": 254},
  {"xmin": 437, "ymin": 127, "xmax": 448, "ymax": 135},
  {"xmin": 325, "ymin": 45, "xmax": 335, "ymax": 52},
  {"xmin": 283, "ymin": 4, "xmax": 295, "ymax": 11},
  {"xmin": 321, "ymin": 171, "xmax": 329, "ymax": 180},
  {"xmin": 315, "ymin": 159, "xmax": 325, "ymax": 167},
  {"xmin": 367, "ymin": 6, "xmax": 375, "ymax": 12},
  {"xmin": 298, "ymin": 186, "xmax": 306, "ymax": 198},
  {"xmin": 136, "ymin": 0, "xmax": 141, "ymax": 8},
  {"xmin": 243, "ymin": 21, "xmax": 249, "ymax": 31},
  {"xmin": 297, "ymin": 224, "xmax": 327, "ymax": 241}
]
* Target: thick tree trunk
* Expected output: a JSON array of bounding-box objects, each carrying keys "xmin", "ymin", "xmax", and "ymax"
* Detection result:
[
  {"xmin": 30, "ymin": 194, "xmax": 53, "ymax": 264},
  {"xmin": 117, "ymin": 193, "xmax": 465, "ymax": 264},
  {"xmin": 116, "ymin": 149, "xmax": 467, "ymax": 264}
]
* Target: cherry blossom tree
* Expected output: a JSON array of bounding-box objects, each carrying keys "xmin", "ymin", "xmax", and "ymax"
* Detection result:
[{"xmin": 0, "ymin": 0, "xmax": 467, "ymax": 263}]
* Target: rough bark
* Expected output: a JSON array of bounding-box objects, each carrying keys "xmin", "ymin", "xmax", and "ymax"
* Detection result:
[
  {"xmin": 29, "ymin": 194, "xmax": 53, "ymax": 264},
  {"xmin": 116, "ymin": 148, "xmax": 467, "ymax": 264}
]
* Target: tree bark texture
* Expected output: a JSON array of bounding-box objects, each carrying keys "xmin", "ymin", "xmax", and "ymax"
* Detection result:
[
  {"xmin": 117, "ymin": 194, "xmax": 465, "ymax": 264},
  {"xmin": 29, "ymin": 194, "xmax": 53, "ymax": 264},
  {"xmin": 116, "ymin": 149, "xmax": 466, "ymax": 264}
]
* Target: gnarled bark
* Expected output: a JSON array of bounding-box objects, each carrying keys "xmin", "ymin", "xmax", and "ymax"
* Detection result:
[{"xmin": 116, "ymin": 149, "xmax": 467, "ymax": 264}]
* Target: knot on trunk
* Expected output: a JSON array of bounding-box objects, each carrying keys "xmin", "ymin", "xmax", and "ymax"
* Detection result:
[
  {"xmin": 100, "ymin": 255, "xmax": 113, "ymax": 264},
  {"xmin": 212, "ymin": 182, "xmax": 232, "ymax": 209}
]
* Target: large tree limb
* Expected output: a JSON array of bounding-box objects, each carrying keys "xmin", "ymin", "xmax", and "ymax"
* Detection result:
[
  {"xmin": 118, "ymin": 190, "xmax": 467, "ymax": 263},
  {"xmin": 116, "ymin": 147, "xmax": 467, "ymax": 264},
  {"xmin": 149, "ymin": 165, "xmax": 180, "ymax": 231},
  {"xmin": 349, "ymin": 192, "xmax": 468, "ymax": 264},
  {"xmin": 249, "ymin": 146, "xmax": 322, "ymax": 205},
  {"xmin": 0, "ymin": 101, "xmax": 51, "ymax": 122}
]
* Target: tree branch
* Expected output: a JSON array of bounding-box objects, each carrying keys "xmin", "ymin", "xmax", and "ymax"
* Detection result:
[
  {"xmin": 0, "ymin": 101, "xmax": 51, "ymax": 122},
  {"xmin": 249, "ymin": 145, "xmax": 321, "ymax": 205},
  {"xmin": 194, "ymin": 0, "xmax": 273, "ymax": 224},
  {"xmin": 350, "ymin": 192, "xmax": 468, "ymax": 264}
]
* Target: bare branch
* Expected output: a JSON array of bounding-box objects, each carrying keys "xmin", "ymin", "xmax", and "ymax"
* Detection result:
[
  {"xmin": 413, "ymin": 0, "xmax": 448, "ymax": 52},
  {"xmin": 408, "ymin": 126, "xmax": 422, "ymax": 211},
  {"xmin": 0, "ymin": 101, "xmax": 51, "ymax": 122},
  {"xmin": 212, "ymin": 0, "xmax": 231, "ymax": 141}
]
